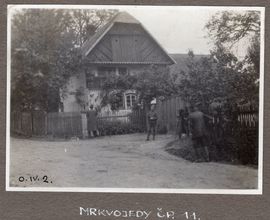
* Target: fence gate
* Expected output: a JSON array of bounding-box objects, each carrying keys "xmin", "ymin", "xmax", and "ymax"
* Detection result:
[{"xmin": 129, "ymin": 108, "xmax": 147, "ymax": 132}]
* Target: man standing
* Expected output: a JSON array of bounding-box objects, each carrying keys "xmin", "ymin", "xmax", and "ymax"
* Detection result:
[
  {"xmin": 188, "ymin": 105, "xmax": 210, "ymax": 162},
  {"xmin": 176, "ymin": 108, "xmax": 189, "ymax": 139},
  {"xmin": 86, "ymin": 104, "xmax": 99, "ymax": 138},
  {"xmin": 146, "ymin": 104, "xmax": 158, "ymax": 141}
]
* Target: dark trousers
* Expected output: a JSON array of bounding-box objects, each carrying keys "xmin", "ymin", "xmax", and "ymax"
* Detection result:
[
  {"xmin": 193, "ymin": 136, "xmax": 206, "ymax": 148},
  {"xmin": 192, "ymin": 136, "xmax": 210, "ymax": 162},
  {"xmin": 147, "ymin": 123, "xmax": 156, "ymax": 140},
  {"xmin": 88, "ymin": 130, "xmax": 99, "ymax": 138}
]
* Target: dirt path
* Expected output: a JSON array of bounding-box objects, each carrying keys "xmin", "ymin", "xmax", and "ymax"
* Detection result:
[{"xmin": 9, "ymin": 134, "xmax": 257, "ymax": 189}]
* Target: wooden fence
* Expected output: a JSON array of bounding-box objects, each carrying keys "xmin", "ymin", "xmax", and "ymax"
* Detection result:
[
  {"xmin": 11, "ymin": 109, "xmax": 146, "ymax": 138},
  {"xmin": 32, "ymin": 111, "xmax": 47, "ymax": 136},
  {"xmin": 47, "ymin": 112, "xmax": 83, "ymax": 138},
  {"xmin": 98, "ymin": 110, "xmax": 130, "ymax": 123},
  {"xmin": 237, "ymin": 110, "xmax": 258, "ymax": 128},
  {"xmin": 155, "ymin": 95, "xmax": 259, "ymax": 164},
  {"xmin": 129, "ymin": 108, "xmax": 147, "ymax": 131},
  {"xmin": 11, "ymin": 112, "xmax": 33, "ymax": 136},
  {"xmin": 155, "ymin": 96, "xmax": 259, "ymax": 131},
  {"xmin": 156, "ymin": 96, "xmax": 186, "ymax": 131},
  {"xmin": 11, "ymin": 111, "xmax": 84, "ymax": 138}
]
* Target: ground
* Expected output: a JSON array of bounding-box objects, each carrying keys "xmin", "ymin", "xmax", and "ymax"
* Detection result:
[{"xmin": 9, "ymin": 133, "xmax": 258, "ymax": 189}]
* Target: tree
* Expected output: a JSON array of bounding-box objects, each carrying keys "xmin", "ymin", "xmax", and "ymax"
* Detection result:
[
  {"xmin": 206, "ymin": 11, "xmax": 260, "ymax": 46},
  {"xmin": 134, "ymin": 65, "xmax": 178, "ymax": 104},
  {"xmin": 70, "ymin": 9, "xmax": 118, "ymax": 47},
  {"xmin": 177, "ymin": 45, "xmax": 260, "ymax": 113},
  {"xmin": 178, "ymin": 50, "xmax": 234, "ymax": 109},
  {"xmin": 11, "ymin": 9, "xmax": 117, "ymax": 112},
  {"xmin": 206, "ymin": 10, "xmax": 260, "ymax": 79},
  {"xmin": 100, "ymin": 65, "xmax": 178, "ymax": 110},
  {"xmin": 202, "ymin": 10, "xmax": 261, "ymax": 107},
  {"xmin": 11, "ymin": 9, "xmax": 77, "ymax": 111}
]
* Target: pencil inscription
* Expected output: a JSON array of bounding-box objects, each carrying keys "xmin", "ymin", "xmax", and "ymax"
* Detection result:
[{"xmin": 18, "ymin": 175, "xmax": 53, "ymax": 184}]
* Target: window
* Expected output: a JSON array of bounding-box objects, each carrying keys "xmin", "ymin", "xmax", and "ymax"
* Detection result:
[
  {"xmin": 125, "ymin": 93, "xmax": 136, "ymax": 109},
  {"xmin": 86, "ymin": 67, "xmax": 115, "ymax": 89},
  {"xmin": 118, "ymin": 67, "xmax": 128, "ymax": 75},
  {"xmin": 86, "ymin": 67, "xmax": 128, "ymax": 90},
  {"xmin": 98, "ymin": 67, "xmax": 116, "ymax": 76},
  {"xmin": 86, "ymin": 75, "xmax": 103, "ymax": 89}
]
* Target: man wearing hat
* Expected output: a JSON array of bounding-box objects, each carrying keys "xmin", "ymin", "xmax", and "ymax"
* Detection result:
[
  {"xmin": 146, "ymin": 104, "xmax": 158, "ymax": 141},
  {"xmin": 188, "ymin": 103, "xmax": 210, "ymax": 162}
]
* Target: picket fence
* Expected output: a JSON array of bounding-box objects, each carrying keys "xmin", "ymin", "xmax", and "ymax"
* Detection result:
[
  {"xmin": 11, "ymin": 111, "xmax": 83, "ymax": 138},
  {"xmin": 10, "ymin": 96, "xmax": 258, "ymax": 141},
  {"xmin": 10, "ymin": 110, "xmax": 146, "ymax": 138}
]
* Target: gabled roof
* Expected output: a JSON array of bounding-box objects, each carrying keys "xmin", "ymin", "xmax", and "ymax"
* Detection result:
[
  {"xmin": 113, "ymin": 11, "xmax": 140, "ymax": 24},
  {"xmin": 81, "ymin": 11, "xmax": 175, "ymax": 65}
]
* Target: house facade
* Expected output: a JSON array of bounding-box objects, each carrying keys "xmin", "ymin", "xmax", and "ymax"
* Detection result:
[{"xmin": 61, "ymin": 11, "xmax": 175, "ymax": 114}]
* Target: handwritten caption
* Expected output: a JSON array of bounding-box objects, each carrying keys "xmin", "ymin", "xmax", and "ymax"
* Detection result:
[
  {"xmin": 79, "ymin": 207, "xmax": 201, "ymax": 219},
  {"xmin": 18, "ymin": 175, "xmax": 53, "ymax": 184}
]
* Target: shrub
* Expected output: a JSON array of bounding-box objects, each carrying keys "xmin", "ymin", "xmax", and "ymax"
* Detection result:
[{"xmin": 98, "ymin": 120, "xmax": 144, "ymax": 136}]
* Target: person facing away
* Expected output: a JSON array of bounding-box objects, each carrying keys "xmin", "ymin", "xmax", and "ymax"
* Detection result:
[
  {"xmin": 188, "ymin": 105, "xmax": 210, "ymax": 162},
  {"xmin": 86, "ymin": 104, "xmax": 99, "ymax": 138},
  {"xmin": 146, "ymin": 104, "xmax": 158, "ymax": 141}
]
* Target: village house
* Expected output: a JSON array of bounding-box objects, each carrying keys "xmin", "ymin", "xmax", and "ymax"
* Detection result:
[{"xmin": 61, "ymin": 11, "xmax": 175, "ymax": 114}]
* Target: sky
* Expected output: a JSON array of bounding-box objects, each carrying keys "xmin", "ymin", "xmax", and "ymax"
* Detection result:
[
  {"xmin": 9, "ymin": 5, "xmax": 263, "ymax": 56},
  {"xmin": 125, "ymin": 7, "xmax": 215, "ymax": 55}
]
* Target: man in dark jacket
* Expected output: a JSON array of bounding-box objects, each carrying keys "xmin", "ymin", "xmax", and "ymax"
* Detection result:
[
  {"xmin": 86, "ymin": 105, "xmax": 99, "ymax": 138},
  {"xmin": 146, "ymin": 104, "xmax": 158, "ymax": 141},
  {"xmin": 188, "ymin": 105, "xmax": 210, "ymax": 162}
]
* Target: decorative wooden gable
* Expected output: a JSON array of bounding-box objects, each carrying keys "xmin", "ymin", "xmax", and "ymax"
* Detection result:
[{"xmin": 81, "ymin": 12, "xmax": 175, "ymax": 65}]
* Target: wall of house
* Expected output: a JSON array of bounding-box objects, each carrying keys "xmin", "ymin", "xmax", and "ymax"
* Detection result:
[
  {"xmin": 62, "ymin": 64, "xmax": 167, "ymax": 113},
  {"xmin": 61, "ymin": 66, "xmax": 107, "ymax": 113},
  {"xmin": 61, "ymin": 74, "xmax": 83, "ymax": 112}
]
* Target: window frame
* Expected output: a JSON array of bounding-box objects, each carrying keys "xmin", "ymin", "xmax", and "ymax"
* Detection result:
[{"xmin": 125, "ymin": 92, "xmax": 137, "ymax": 109}]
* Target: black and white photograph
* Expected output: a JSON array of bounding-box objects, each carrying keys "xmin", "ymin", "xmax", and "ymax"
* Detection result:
[{"xmin": 6, "ymin": 5, "xmax": 264, "ymax": 193}]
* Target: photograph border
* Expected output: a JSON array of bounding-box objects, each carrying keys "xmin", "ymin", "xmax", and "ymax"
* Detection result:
[{"xmin": 5, "ymin": 4, "xmax": 265, "ymax": 194}]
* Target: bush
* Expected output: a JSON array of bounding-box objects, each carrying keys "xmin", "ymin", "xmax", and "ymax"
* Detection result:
[{"xmin": 98, "ymin": 120, "xmax": 144, "ymax": 136}]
